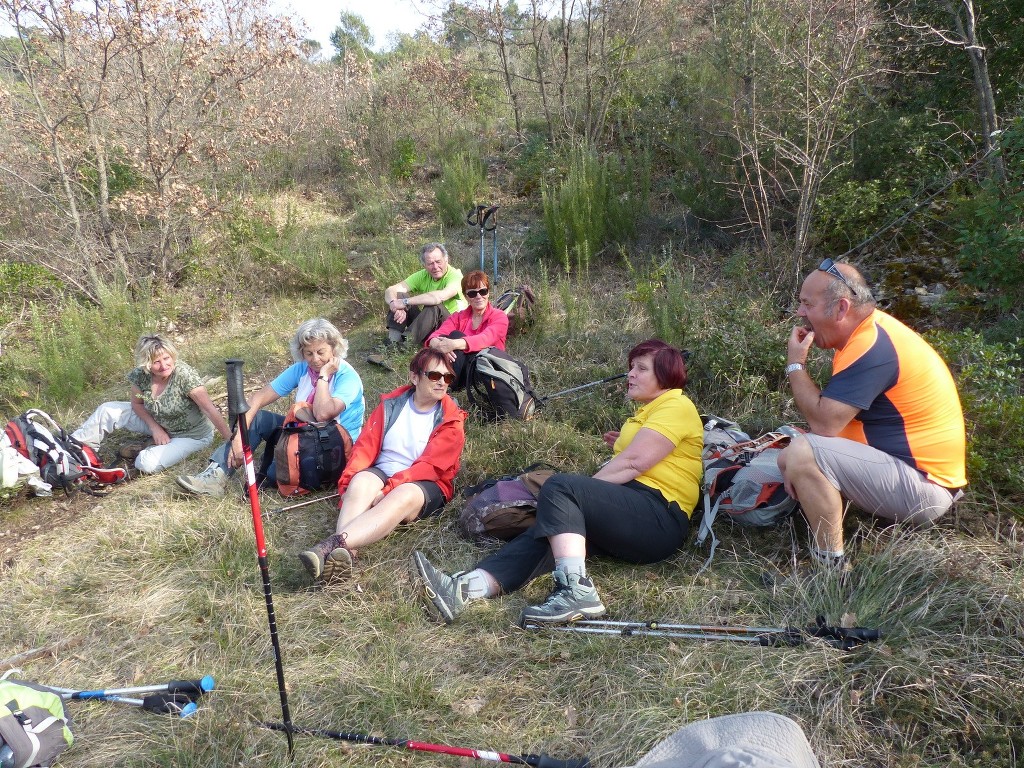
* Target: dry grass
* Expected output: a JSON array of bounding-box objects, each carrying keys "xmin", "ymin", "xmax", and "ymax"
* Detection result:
[{"xmin": 2, "ymin": 216, "xmax": 1023, "ymax": 768}]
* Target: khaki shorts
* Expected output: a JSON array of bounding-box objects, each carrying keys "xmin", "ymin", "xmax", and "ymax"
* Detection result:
[{"xmin": 803, "ymin": 434, "xmax": 959, "ymax": 525}]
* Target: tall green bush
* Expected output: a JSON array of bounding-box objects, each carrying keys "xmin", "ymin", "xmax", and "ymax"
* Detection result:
[
  {"xmin": 541, "ymin": 147, "xmax": 649, "ymax": 273},
  {"xmin": 637, "ymin": 261, "xmax": 790, "ymax": 427},
  {"xmin": 928, "ymin": 329, "xmax": 1024, "ymax": 507},
  {"xmin": 957, "ymin": 119, "xmax": 1024, "ymax": 310},
  {"xmin": 434, "ymin": 152, "xmax": 487, "ymax": 227},
  {"xmin": 8, "ymin": 289, "xmax": 155, "ymax": 408}
]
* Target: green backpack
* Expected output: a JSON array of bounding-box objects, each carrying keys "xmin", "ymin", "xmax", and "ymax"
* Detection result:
[{"xmin": 0, "ymin": 680, "xmax": 73, "ymax": 768}]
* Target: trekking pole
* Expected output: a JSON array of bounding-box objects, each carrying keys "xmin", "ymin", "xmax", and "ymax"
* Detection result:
[
  {"xmin": 483, "ymin": 204, "xmax": 500, "ymax": 284},
  {"xmin": 467, "ymin": 204, "xmax": 500, "ymax": 283},
  {"xmin": 48, "ymin": 676, "xmax": 215, "ymax": 700},
  {"xmin": 468, "ymin": 205, "xmax": 488, "ymax": 273},
  {"xmin": 269, "ymin": 492, "xmax": 340, "ymax": 516},
  {"xmin": 520, "ymin": 616, "xmax": 881, "ymax": 651},
  {"xmin": 262, "ymin": 722, "xmax": 590, "ymax": 767},
  {"xmin": 51, "ymin": 688, "xmax": 198, "ymax": 718},
  {"xmin": 537, "ymin": 374, "xmax": 626, "ymax": 405},
  {"xmin": 226, "ymin": 359, "xmax": 295, "ymax": 758}
]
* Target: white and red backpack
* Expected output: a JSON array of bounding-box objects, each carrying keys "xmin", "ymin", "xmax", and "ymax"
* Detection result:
[{"xmin": 2, "ymin": 408, "xmax": 126, "ymax": 495}]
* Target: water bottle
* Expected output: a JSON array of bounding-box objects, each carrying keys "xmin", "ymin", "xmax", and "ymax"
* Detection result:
[{"xmin": 0, "ymin": 741, "xmax": 16, "ymax": 768}]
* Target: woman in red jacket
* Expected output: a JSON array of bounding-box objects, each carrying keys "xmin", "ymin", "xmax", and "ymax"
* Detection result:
[
  {"xmin": 299, "ymin": 348, "xmax": 467, "ymax": 584},
  {"xmin": 424, "ymin": 270, "xmax": 509, "ymax": 390}
]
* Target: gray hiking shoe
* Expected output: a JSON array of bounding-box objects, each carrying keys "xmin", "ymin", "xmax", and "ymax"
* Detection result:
[
  {"xmin": 412, "ymin": 550, "xmax": 470, "ymax": 624},
  {"xmin": 520, "ymin": 571, "xmax": 606, "ymax": 625},
  {"xmin": 175, "ymin": 463, "xmax": 227, "ymax": 498},
  {"xmin": 299, "ymin": 533, "xmax": 354, "ymax": 583}
]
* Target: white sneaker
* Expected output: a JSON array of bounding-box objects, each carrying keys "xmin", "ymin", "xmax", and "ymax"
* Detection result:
[{"xmin": 175, "ymin": 463, "xmax": 227, "ymax": 497}]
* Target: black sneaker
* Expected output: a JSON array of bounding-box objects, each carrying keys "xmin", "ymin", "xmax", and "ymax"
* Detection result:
[
  {"xmin": 519, "ymin": 571, "xmax": 606, "ymax": 625},
  {"xmin": 411, "ymin": 551, "xmax": 470, "ymax": 624}
]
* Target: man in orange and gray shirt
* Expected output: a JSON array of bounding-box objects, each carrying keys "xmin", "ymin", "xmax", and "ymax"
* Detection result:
[{"xmin": 778, "ymin": 259, "xmax": 966, "ymax": 568}]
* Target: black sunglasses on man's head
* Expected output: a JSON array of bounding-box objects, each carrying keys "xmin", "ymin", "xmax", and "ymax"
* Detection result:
[{"xmin": 818, "ymin": 258, "xmax": 854, "ymax": 292}]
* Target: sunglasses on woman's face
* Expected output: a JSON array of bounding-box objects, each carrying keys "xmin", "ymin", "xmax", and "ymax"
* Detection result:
[
  {"xmin": 465, "ymin": 287, "xmax": 489, "ymax": 298},
  {"xmin": 423, "ymin": 370, "xmax": 456, "ymax": 384}
]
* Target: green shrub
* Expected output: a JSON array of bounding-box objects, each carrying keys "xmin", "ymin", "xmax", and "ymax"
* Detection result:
[
  {"xmin": 637, "ymin": 262, "xmax": 790, "ymax": 427},
  {"xmin": 956, "ymin": 121, "xmax": 1024, "ymax": 311},
  {"xmin": 434, "ymin": 152, "xmax": 487, "ymax": 228},
  {"xmin": 510, "ymin": 130, "xmax": 559, "ymax": 197},
  {"xmin": 390, "ymin": 137, "xmax": 418, "ymax": 181},
  {"xmin": 6, "ymin": 289, "xmax": 155, "ymax": 408},
  {"xmin": 814, "ymin": 178, "xmax": 913, "ymax": 252},
  {"xmin": 350, "ymin": 195, "xmax": 396, "ymax": 237},
  {"xmin": 540, "ymin": 147, "xmax": 649, "ymax": 273},
  {"xmin": 928, "ymin": 328, "xmax": 1024, "ymax": 506},
  {"xmin": 0, "ymin": 261, "xmax": 61, "ymax": 322}
]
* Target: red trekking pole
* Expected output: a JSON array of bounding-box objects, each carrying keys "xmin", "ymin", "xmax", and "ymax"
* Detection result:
[{"xmin": 225, "ymin": 359, "xmax": 295, "ymax": 757}]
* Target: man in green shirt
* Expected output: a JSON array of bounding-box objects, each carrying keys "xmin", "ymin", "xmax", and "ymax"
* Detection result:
[{"xmin": 384, "ymin": 243, "xmax": 467, "ymax": 345}]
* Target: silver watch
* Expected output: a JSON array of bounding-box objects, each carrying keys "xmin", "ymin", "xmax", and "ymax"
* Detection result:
[{"xmin": 785, "ymin": 362, "xmax": 804, "ymax": 375}]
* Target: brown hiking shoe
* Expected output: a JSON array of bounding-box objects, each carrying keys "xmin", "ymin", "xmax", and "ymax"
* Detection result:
[
  {"xmin": 299, "ymin": 533, "xmax": 355, "ymax": 583},
  {"xmin": 119, "ymin": 440, "xmax": 154, "ymax": 461}
]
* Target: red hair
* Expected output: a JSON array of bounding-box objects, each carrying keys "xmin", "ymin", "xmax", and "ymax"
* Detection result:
[{"xmin": 627, "ymin": 339, "xmax": 688, "ymax": 389}]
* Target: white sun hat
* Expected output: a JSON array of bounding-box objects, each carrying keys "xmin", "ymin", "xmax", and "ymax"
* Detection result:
[{"xmin": 624, "ymin": 712, "xmax": 821, "ymax": 768}]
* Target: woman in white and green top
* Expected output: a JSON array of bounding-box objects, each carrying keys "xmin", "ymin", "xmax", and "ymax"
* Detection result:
[{"xmin": 72, "ymin": 334, "xmax": 232, "ymax": 474}]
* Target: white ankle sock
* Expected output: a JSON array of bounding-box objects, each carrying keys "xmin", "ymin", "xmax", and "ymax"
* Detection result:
[
  {"xmin": 463, "ymin": 569, "xmax": 499, "ymax": 599},
  {"xmin": 810, "ymin": 544, "xmax": 846, "ymax": 569}
]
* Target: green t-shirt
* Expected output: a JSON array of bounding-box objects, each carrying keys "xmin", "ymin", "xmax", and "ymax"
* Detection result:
[
  {"xmin": 126, "ymin": 361, "xmax": 213, "ymax": 440},
  {"xmin": 405, "ymin": 266, "xmax": 467, "ymax": 313}
]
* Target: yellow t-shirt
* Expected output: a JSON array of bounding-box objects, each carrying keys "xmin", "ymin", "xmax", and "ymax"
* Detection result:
[{"xmin": 613, "ymin": 388, "xmax": 703, "ymax": 515}]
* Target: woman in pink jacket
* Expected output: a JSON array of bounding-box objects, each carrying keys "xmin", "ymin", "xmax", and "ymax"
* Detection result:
[{"xmin": 425, "ymin": 270, "xmax": 509, "ymax": 391}]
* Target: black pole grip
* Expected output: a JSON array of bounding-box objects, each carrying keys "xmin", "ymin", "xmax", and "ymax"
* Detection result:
[
  {"xmin": 166, "ymin": 676, "xmax": 215, "ymax": 697},
  {"xmin": 530, "ymin": 754, "xmax": 591, "ymax": 768},
  {"xmin": 225, "ymin": 359, "xmax": 249, "ymax": 419},
  {"xmin": 142, "ymin": 693, "xmax": 197, "ymax": 716}
]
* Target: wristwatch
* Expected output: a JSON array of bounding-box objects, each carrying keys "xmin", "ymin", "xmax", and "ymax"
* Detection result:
[
  {"xmin": 317, "ymin": 375, "xmax": 328, "ymax": 382},
  {"xmin": 785, "ymin": 362, "xmax": 804, "ymax": 375}
]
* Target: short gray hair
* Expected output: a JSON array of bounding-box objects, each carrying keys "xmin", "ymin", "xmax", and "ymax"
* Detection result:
[
  {"xmin": 289, "ymin": 318, "xmax": 349, "ymax": 362},
  {"xmin": 135, "ymin": 334, "xmax": 178, "ymax": 371},
  {"xmin": 824, "ymin": 267, "xmax": 875, "ymax": 315},
  {"xmin": 420, "ymin": 242, "xmax": 448, "ymax": 263}
]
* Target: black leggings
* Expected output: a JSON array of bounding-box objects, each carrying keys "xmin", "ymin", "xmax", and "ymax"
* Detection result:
[{"xmin": 475, "ymin": 473, "xmax": 689, "ymax": 593}]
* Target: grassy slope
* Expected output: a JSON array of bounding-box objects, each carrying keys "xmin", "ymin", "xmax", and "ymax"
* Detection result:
[{"xmin": 2, "ymin": 197, "xmax": 1023, "ymax": 768}]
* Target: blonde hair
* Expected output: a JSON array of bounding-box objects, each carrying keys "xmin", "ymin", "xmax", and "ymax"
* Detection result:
[
  {"xmin": 135, "ymin": 334, "xmax": 178, "ymax": 372},
  {"xmin": 289, "ymin": 318, "xmax": 349, "ymax": 362}
]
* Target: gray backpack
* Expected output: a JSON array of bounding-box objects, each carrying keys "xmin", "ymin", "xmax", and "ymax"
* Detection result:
[
  {"xmin": 465, "ymin": 347, "xmax": 537, "ymax": 421},
  {"xmin": 0, "ymin": 679, "xmax": 73, "ymax": 768},
  {"xmin": 695, "ymin": 417, "xmax": 801, "ymax": 569}
]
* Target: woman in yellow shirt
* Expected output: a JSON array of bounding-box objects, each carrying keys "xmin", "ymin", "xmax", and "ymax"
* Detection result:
[{"xmin": 413, "ymin": 339, "xmax": 703, "ymax": 625}]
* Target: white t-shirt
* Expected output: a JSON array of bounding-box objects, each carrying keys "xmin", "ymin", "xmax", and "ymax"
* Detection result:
[{"xmin": 373, "ymin": 399, "xmax": 439, "ymax": 477}]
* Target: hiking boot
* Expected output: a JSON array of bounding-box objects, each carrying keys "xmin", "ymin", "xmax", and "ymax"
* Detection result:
[
  {"xmin": 519, "ymin": 571, "xmax": 606, "ymax": 625},
  {"xmin": 366, "ymin": 353, "xmax": 396, "ymax": 372},
  {"xmin": 118, "ymin": 440, "xmax": 154, "ymax": 461},
  {"xmin": 411, "ymin": 550, "xmax": 470, "ymax": 624},
  {"xmin": 175, "ymin": 463, "xmax": 227, "ymax": 498},
  {"xmin": 299, "ymin": 533, "xmax": 354, "ymax": 583}
]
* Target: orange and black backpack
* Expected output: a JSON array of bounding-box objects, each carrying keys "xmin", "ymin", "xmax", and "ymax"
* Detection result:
[{"xmin": 261, "ymin": 403, "xmax": 354, "ymax": 497}]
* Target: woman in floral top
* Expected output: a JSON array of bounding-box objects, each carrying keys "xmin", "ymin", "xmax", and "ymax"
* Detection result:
[{"xmin": 72, "ymin": 334, "xmax": 232, "ymax": 474}]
